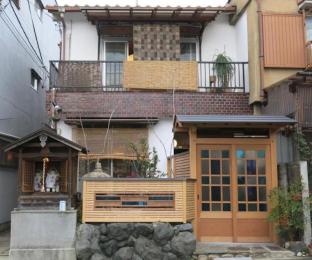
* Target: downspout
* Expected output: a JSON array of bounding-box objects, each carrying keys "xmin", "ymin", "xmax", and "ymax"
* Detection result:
[
  {"xmin": 59, "ymin": 7, "xmax": 66, "ymax": 60},
  {"xmin": 256, "ymin": 0, "xmax": 265, "ymax": 98}
]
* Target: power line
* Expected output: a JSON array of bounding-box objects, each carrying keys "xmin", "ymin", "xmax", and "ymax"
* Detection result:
[
  {"xmin": 0, "ymin": 14, "xmax": 45, "ymax": 71},
  {"xmin": 27, "ymin": 0, "xmax": 43, "ymax": 63},
  {"xmin": 8, "ymin": 0, "xmax": 44, "ymax": 65}
]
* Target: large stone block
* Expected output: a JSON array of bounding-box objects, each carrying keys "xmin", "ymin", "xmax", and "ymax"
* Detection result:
[{"xmin": 10, "ymin": 209, "xmax": 76, "ymax": 260}]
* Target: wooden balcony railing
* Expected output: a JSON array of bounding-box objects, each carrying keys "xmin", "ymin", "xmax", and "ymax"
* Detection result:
[
  {"xmin": 82, "ymin": 178, "xmax": 196, "ymax": 223},
  {"xmin": 50, "ymin": 60, "xmax": 248, "ymax": 92}
]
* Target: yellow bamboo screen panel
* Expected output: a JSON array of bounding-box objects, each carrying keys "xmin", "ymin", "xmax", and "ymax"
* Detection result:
[
  {"xmin": 262, "ymin": 14, "xmax": 305, "ymax": 68},
  {"xmin": 172, "ymin": 152, "xmax": 190, "ymax": 178},
  {"xmin": 123, "ymin": 61, "xmax": 198, "ymax": 90},
  {"xmin": 73, "ymin": 128, "xmax": 148, "ymax": 156},
  {"xmin": 82, "ymin": 179, "xmax": 196, "ymax": 223}
]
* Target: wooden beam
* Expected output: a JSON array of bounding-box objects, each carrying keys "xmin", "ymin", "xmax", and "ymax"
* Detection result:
[{"xmin": 21, "ymin": 153, "xmax": 69, "ymax": 158}]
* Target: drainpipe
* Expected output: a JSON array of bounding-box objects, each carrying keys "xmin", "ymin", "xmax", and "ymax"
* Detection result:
[
  {"xmin": 59, "ymin": 7, "xmax": 66, "ymax": 60},
  {"xmin": 256, "ymin": 0, "xmax": 265, "ymax": 98}
]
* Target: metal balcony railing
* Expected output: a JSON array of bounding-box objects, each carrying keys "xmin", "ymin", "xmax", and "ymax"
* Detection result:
[{"xmin": 50, "ymin": 60, "xmax": 248, "ymax": 92}]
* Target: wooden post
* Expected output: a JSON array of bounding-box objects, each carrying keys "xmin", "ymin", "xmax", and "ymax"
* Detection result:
[
  {"xmin": 18, "ymin": 149, "xmax": 22, "ymax": 199},
  {"xmin": 68, "ymin": 148, "xmax": 72, "ymax": 207},
  {"xmin": 188, "ymin": 127, "xmax": 198, "ymax": 237}
]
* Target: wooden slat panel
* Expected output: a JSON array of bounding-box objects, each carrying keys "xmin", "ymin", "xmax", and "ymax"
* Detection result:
[
  {"xmin": 262, "ymin": 14, "xmax": 305, "ymax": 68},
  {"xmin": 123, "ymin": 61, "xmax": 198, "ymax": 90},
  {"xmin": 173, "ymin": 152, "xmax": 190, "ymax": 178},
  {"xmin": 83, "ymin": 179, "xmax": 195, "ymax": 223},
  {"xmin": 22, "ymin": 160, "xmax": 35, "ymax": 192}
]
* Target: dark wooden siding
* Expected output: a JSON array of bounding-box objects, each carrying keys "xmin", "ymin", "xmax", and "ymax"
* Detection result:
[
  {"xmin": 262, "ymin": 82, "xmax": 297, "ymax": 116},
  {"xmin": 297, "ymin": 85, "xmax": 312, "ymax": 128}
]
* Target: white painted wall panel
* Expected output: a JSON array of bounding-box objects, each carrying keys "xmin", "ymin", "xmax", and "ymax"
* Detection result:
[
  {"xmin": 148, "ymin": 120, "xmax": 174, "ymax": 176},
  {"xmin": 64, "ymin": 13, "xmax": 98, "ymax": 60}
]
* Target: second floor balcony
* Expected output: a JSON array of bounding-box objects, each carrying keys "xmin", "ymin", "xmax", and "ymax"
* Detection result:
[{"xmin": 50, "ymin": 60, "xmax": 249, "ymax": 93}]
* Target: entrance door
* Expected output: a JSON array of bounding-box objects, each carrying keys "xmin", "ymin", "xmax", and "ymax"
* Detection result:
[{"xmin": 197, "ymin": 144, "xmax": 272, "ymax": 242}]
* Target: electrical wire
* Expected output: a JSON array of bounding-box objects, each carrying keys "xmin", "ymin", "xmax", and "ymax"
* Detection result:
[
  {"xmin": 27, "ymin": 0, "xmax": 43, "ymax": 63},
  {"xmin": 8, "ymin": 0, "xmax": 44, "ymax": 65},
  {"xmin": 0, "ymin": 13, "xmax": 45, "ymax": 71},
  {"xmin": 2, "ymin": 3, "xmax": 52, "ymax": 76}
]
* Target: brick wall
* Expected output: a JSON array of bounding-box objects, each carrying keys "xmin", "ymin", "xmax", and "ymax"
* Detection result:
[
  {"xmin": 133, "ymin": 24, "xmax": 180, "ymax": 60},
  {"xmin": 47, "ymin": 91, "xmax": 252, "ymax": 119}
]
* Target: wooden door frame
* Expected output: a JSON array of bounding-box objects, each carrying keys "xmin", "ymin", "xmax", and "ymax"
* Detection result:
[{"xmin": 194, "ymin": 134, "xmax": 278, "ymax": 242}]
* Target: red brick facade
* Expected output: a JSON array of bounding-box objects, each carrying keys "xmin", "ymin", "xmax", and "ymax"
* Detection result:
[{"xmin": 47, "ymin": 91, "xmax": 252, "ymax": 119}]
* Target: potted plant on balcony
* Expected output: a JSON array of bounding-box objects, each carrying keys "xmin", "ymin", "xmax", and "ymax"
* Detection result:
[{"xmin": 212, "ymin": 52, "xmax": 234, "ymax": 90}]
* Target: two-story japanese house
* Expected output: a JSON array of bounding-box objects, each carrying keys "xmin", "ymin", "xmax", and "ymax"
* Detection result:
[{"xmin": 46, "ymin": 3, "xmax": 297, "ymax": 242}]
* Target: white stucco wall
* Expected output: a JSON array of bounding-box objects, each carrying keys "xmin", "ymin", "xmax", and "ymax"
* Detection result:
[
  {"xmin": 201, "ymin": 13, "xmax": 249, "ymax": 90},
  {"xmin": 201, "ymin": 13, "xmax": 248, "ymax": 61},
  {"xmin": 64, "ymin": 13, "xmax": 98, "ymax": 60},
  {"xmin": 56, "ymin": 120, "xmax": 73, "ymax": 140},
  {"xmin": 0, "ymin": 168, "xmax": 18, "ymax": 224},
  {"xmin": 148, "ymin": 120, "xmax": 174, "ymax": 176}
]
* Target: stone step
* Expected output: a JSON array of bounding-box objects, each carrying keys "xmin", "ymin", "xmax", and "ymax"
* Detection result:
[{"xmin": 194, "ymin": 243, "xmax": 303, "ymax": 260}]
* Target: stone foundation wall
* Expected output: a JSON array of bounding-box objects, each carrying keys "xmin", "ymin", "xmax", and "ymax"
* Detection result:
[{"xmin": 76, "ymin": 222, "xmax": 196, "ymax": 260}]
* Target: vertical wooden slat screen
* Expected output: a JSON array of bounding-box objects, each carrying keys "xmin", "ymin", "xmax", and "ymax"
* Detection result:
[
  {"xmin": 22, "ymin": 160, "xmax": 35, "ymax": 192},
  {"xmin": 60, "ymin": 160, "xmax": 68, "ymax": 192},
  {"xmin": 262, "ymin": 14, "xmax": 305, "ymax": 68}
]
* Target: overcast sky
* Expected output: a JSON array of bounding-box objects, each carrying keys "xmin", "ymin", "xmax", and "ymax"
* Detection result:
[{"xmin": 57, "ymin": 0, "xmax": 228, "ymax": 7}]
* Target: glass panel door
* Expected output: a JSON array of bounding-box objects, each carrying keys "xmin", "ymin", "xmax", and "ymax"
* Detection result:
[
  {"xmin": 103, "ymin": 42, "xmax": 128, "ymax": 87},
  {"xmin": 236, "ymin": 148, "xmax": 268, "ymax": 212},
  {"xmin": 200, "ymin": 148, "xmax": 231, "ymax": 212}
]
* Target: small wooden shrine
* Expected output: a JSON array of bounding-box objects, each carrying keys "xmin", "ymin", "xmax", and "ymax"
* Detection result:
[{"xmin": 5, "ymin": 127, "xmax": 86, "ymax": 209}]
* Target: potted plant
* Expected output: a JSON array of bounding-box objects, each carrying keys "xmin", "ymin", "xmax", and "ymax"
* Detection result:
[
  {"xmin": 212, "ymin": 53, "xmax": 234, "ymax": 89},
  {"xmin": 268, "ymin": 179, "xmax": 306, "ymax": 244},
  {"xmin": 128, "ymin": 138, "xmax": 161, "ymax": 178}
]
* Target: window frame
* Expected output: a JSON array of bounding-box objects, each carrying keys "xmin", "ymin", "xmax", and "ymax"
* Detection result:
[
  {"xmin": 30, "ymin": 69, "xmax": 41, "ymax": 91},
  {"xmin": 180, "ymin": 38, "xmax": 199, "ymax": 61}
]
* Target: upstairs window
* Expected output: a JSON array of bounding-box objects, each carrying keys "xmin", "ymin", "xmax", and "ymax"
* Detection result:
[
  {"xmin": 31, "ymin": 69, "xmax": 41, "ymax": 90},
  {"xmin": 12, "ymin": 0, "xmax": 20, "ymax": 9},
  {"xmin": 34, "ymin": 0, "xmax": 44, "ymax": 20},
  {"xmin": 180, "ymin": 41, "xmax": 197, "ymax": 61}
]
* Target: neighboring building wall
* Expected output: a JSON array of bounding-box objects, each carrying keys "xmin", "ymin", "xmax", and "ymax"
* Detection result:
[
  {"xmin": 231, "ymin": 0, "xmax": 301, "ymax": 103},
  {"xmin": 133, "ymin": 24, "xmax": 180, "ymax": 60},
  {"xmin": 0, "ymin": 0, "xmax": 60, "ymax": 137},
  {"xmin": 0, "ymin": 168, "xmax": 17, "ymax": 224},
  {"xmin": 148, "ymin": 120, "xmax": 174, "ymax": 174}
]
